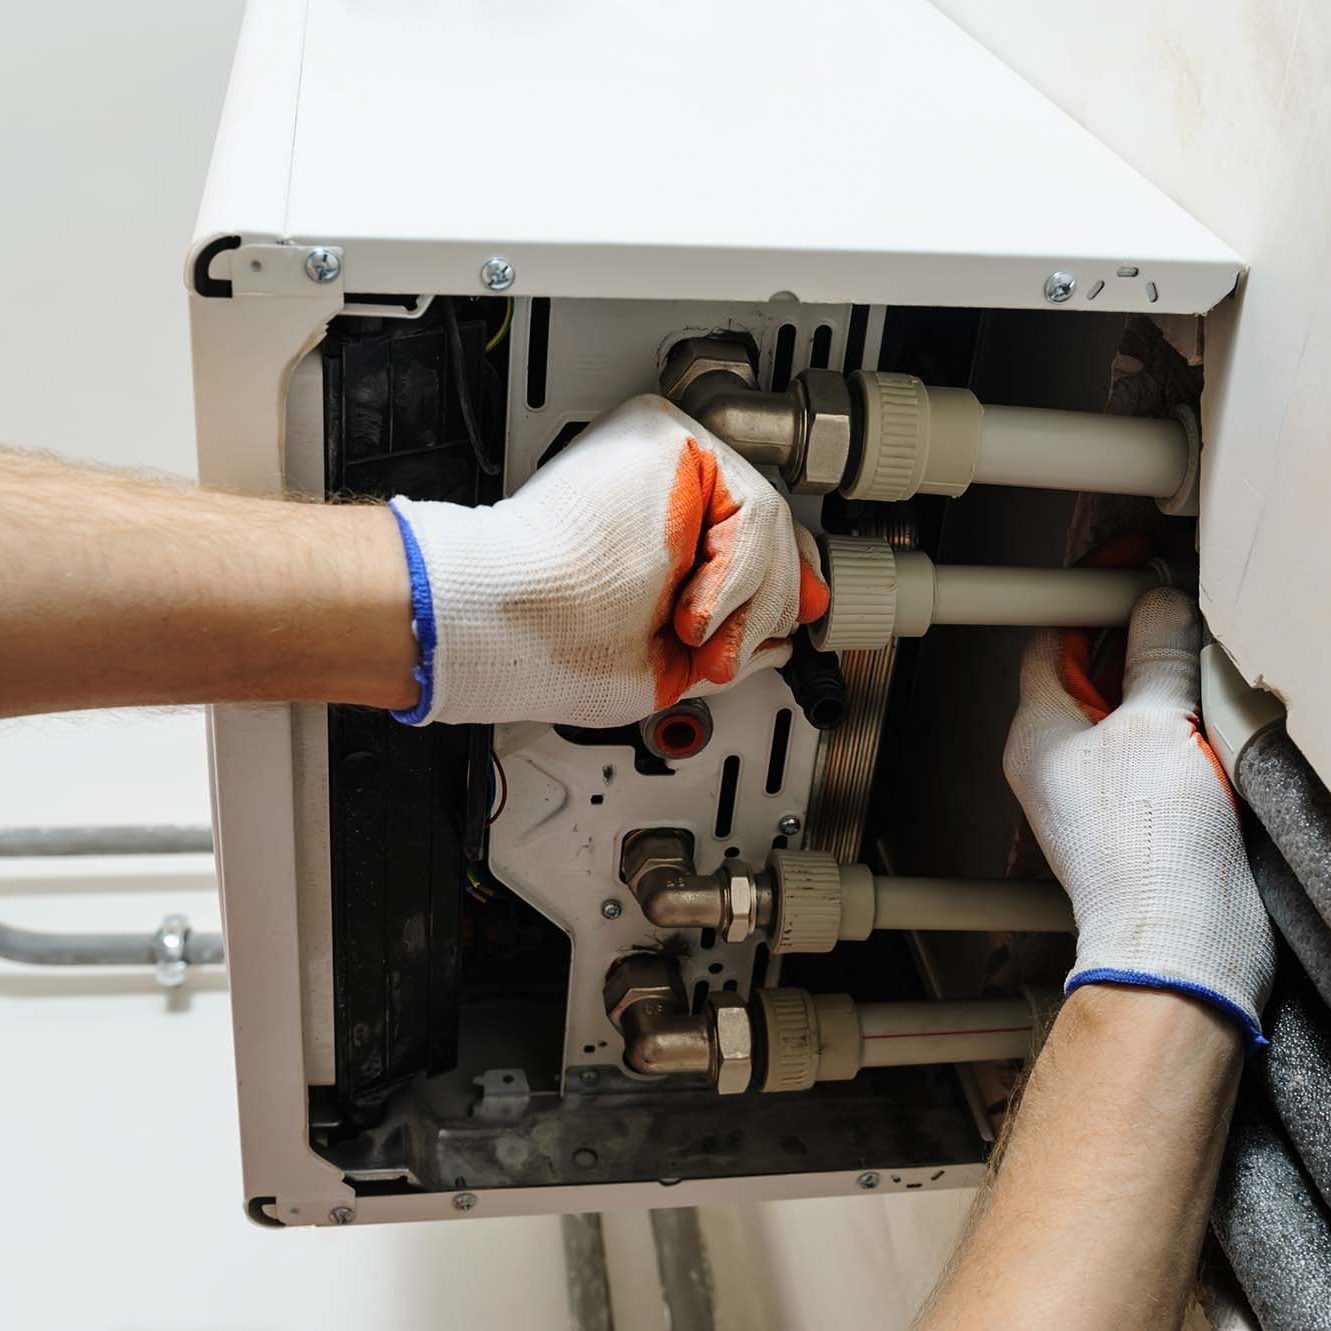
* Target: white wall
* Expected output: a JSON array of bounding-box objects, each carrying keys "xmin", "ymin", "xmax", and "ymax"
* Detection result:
[
  {"xmin": 0, "ymin": 6, "xmax": 975, "ymax": 1328},
  {"xmin": 0, "ymin": 6, "xmax": 568, "ymax": 1329}
]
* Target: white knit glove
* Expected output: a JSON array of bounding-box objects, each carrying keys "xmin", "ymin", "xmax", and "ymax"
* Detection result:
[
  {"xmin": 388, "ymin": 394, "xmax": 829, "ymax": 727},
  {"xmin": 1003, "ymin": 587, "xmax": 1276, "ymax": 1047}
]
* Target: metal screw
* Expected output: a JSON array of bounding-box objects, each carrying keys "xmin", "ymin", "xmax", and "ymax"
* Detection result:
[
  {"xmin": 778, "ymin": 814, "xmax": 802, "ymax": 837},
  {"xmin": 600, "ymin": 898, "xmax": 624, "ymax": 920},
  {"xmin": 579, "ymin": 1068, "xmax": 599, "ymax": 1087},
  {"xmin": 480, "ymin": 256, "xmax": 515, "ymax": 291},
  {"xmin": 1043, "ymin": 271, "xmax": 1076, "ymax": 303},
  {"xmin": 453, "ymin": 1192, "xmax": 479, "ymax": 1212},
  {"xmin": 856, "ymin": 1171, "xmax": 880, "ymax": 1191},
  {"xmin": 304, "ymin": 247, "xmax": 342, "ymax": 284},
  {"xmin": 328, "ymin": 1205, "xmax": 355, "ymax": 1224}
]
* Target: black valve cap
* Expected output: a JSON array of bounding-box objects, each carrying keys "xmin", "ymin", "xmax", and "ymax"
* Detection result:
[{"xmin": 779, "ymin": 628, "xmax": 848, "ymax": 731}]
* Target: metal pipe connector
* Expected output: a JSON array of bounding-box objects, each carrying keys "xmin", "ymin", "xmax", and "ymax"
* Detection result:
[
  {"xmin": 664, "ymin": 338, "xmax": 852, "ymax": 495},
  {"xmin": 623, "ymin": 837, "xmax": 1073, "ymax": 951},
  {"xmin": 661, "ymin": 337, "xmax": 1199, "ymax": 515},
  {"xmin": 620, "ymin": 829, "xmax": 773, "ymax": 942},
  {"xmin": 602, "ymin": 953, "xmax": 752, "ymax": 1093}
]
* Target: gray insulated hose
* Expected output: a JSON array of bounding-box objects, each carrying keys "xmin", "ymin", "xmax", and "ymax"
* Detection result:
[
  {"xmin": 1212, "ymin": 1088, "xmax": 1331, "ymax": 1331},
  {"xmin": 1257, "ymin": 969, "xmax": 1331, "ymax": 1212},
  {"xmin": 1248, "ymin": 828, "xmax": 1331, "ymax": 1012},
  {"xmin": 1239, "ymin": 728, "xmax": 1331, "ymax": 930}
]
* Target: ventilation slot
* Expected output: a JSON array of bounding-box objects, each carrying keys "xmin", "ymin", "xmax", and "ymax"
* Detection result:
[
  {"xmin": 764, "ymin": 708, "xmax": 792, "ymax": 795},
  {"xmin": 771, "ymin": 324, "xmax": 796, "ymax": 393},
  {"xmin": 714, "ymin": 755, "xmax": 741, "ymax": 839},
  {"xmin": 842, "ymin": 305, "xmax": 869, "ymax": 373},
  {"xmin": 810, "ymin": 324, "xmax": 833, "ymax": 369},
  {"xmin": 526, "ymin": 297, "xmax": 551, "ymax": 408}
]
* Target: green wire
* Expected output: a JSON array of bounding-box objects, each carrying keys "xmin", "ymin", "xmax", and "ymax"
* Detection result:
[{"xmin": 485, "ymin": 297, "xmax": 514, "ymax": 353}]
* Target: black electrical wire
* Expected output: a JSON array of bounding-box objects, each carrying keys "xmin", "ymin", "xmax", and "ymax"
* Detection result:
[{"xmin": 443, "ymin": 296, "xmax": 502, "ymax": 476}]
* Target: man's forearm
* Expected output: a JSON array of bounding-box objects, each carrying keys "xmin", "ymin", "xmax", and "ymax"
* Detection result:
[
  {"xmin": 920, "ymin": 985, "xmax": 1242, "ymax": 1331},
  {"xmin": 0, "ymin": 450, "xmax": 419, "ymax": 717}
]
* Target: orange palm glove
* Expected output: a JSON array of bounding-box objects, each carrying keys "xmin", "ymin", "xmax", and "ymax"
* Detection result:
[{"xmin": 389, "ymin": 394, "xmax": 829, "ymax": 727}]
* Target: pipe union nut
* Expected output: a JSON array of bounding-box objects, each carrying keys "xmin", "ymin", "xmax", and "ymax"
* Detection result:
[
  {"xmin": 709, "ymin": 993, "xmax": 753, "ymax": 1095},
  {"xmin": 791, "ymin": 370, "xmax": 853, "ymax": 494},
  {"xmin": 603, "ymin": 955, "xmax": 685, "ymax": 1032},
  {"xmin": 660, "ymin": 338, "xmax": 758, "ymax": 402},
  {"xmin": 723, "ymin": 863, "xmax": 758, "ymax": 943},
  {"xmin": 620, "ymin": 828, "xmax": 694, "ymax": 892}
]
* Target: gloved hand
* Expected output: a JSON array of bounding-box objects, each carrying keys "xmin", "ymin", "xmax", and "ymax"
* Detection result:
[
  {"xmin": 388, "ymin": 394, "xmax": 830, "ymax": 728},
  {"xmin": 1004, "ymin": 587, "xmax": 1276, "ymax": 1047}
]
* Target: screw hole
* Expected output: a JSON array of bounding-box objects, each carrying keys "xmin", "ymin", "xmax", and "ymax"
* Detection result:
[
  {"xmin": 708, "ymin": 962, "xmax": 724, "ymax": 975},
  {"xmin": 249, "ymin": 259, "xmax": 263, "ymax": 272}
]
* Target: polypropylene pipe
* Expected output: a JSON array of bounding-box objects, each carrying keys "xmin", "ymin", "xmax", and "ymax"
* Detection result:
[
  {"xmin": 871, "ymin": 877, "xmax": 1073, "ymax": 933},
  {"xmin": 924, "ymin": 561, "xmax": 1161, "ymax": 629},
  {"xmin": 975, "ymin": 406, "xmax": 1190, "ymax": 498},
  {"xmin": 857, "ymin": 998, "xmax": 1033, "ymax": 1067},
  {"xmin": 814, "ymin": 542, "xmax": 1169, "ymax": 651}
]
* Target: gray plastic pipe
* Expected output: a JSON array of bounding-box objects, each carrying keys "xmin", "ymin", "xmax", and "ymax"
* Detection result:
[
  {"xmin": 921, "ymin": 560, "xmax": 1162, "ymax": 630},
  {"xmin": 871, "ymin": 876, "xmax": 1073, "ymax": 933},
  {"xmin": 0, "ymin": 824, "xmax": 214, "ymax": 857},
  {"xmin": 814, "ymin": 541, "xmax": 1170, "ymax": 651},
  {"xmin": 0, "ymin": 919, "xmax": 223, "ymax": 967},
  {"xmin": 858, "ymin": 999, "xmax": 1034, "ymax": 1067},
  {"xmin": 975, "ymin": 406, "xmax": 1190, "ymax": 498}
]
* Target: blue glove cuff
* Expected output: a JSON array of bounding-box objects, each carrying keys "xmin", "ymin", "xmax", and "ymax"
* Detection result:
[
  {"xmin": 1065, "ymin": 967, "xmax": 1267, "ymax": 1054},
  {"xmin": 387, "ymin": 498, "xmax": 437, "ymax": 726}
]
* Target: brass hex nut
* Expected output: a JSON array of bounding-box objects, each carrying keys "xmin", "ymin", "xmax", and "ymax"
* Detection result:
[
  {"xmin": 792, "ymin": 370, "xmax": 853, "ymax": 494},
  {"xmin": 603, "ymin": 954, "xmax": 685, "ymax": 1032},
  {"xmin": 619, "ymin": 828, "xmax": 694, "ymax": 892},
  {"xmin": 708, "ymin": 992, "xmax": 753, "ymax": 1095},
  {"xmin": 660, "ymin": 338, "xmax": 758, "ymax": 403}
]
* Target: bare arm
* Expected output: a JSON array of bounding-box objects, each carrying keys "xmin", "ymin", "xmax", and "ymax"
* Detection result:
[
  {"xmin": 0, "ymin": 449, "xmax": 419, "ymax": 717},
  {"xmin": 0, "ymin": 405, "xmax": 829, "ymax": 724},
  {"xmin": 920, "ymin": 984, "xmax": 1241, "ymax": 1331},
  {"xmin": 921, "ymin": 591, "xmax": 1273, "ymax": 1330}
]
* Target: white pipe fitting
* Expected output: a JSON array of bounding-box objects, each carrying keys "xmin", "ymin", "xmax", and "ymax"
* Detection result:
[
  {"xmin": 767, "ymin": 850, "xmax": 1074, "ymax": 953},
  {"xmin": 755, "ymin": 988, "xmax": 1035, "ymax": 1091},
  {"xmin": 844, "ymin": 372, "xmax": 1199, "ymax": 516},
  {"xmin": 1199, "ymin": 641, "xmax": 1287, "ymax": 791},
  {"xmin": 810, "ymin": 539, "xmax": 1167, "ymax": 652}
]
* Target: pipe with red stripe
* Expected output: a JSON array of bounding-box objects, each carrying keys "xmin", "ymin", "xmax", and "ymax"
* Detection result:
[{"xmin": 755, "ymin": 988, "xmax": 1037, "ymax": 1092}]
